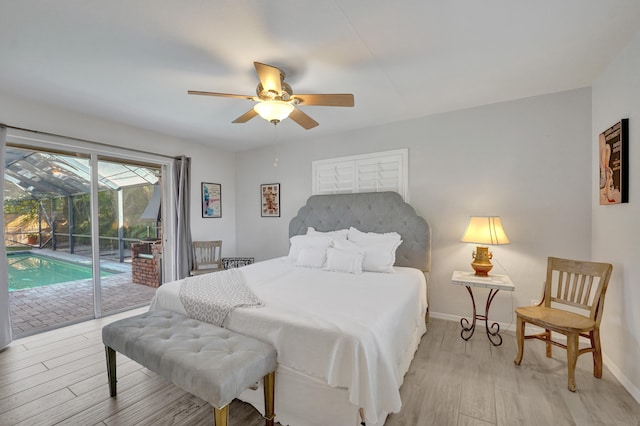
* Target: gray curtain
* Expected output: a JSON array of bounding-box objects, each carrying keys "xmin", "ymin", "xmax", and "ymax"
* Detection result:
[
  {"xmin": 174, "ymin": 156, "xmax": 193, "ymax": 279},
  {"xmin": 0, "ymin": 126, "xmax": 12, "ymax": 349}
]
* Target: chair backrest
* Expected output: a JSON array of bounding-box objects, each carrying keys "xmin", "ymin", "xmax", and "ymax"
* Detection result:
[
  {"xmin": 193, "ymin": 240, "xmax": 222, "ymax": 271},
  {"xmin": 544, "ymin": 257, "xmax": 613, "ymax": 324}
]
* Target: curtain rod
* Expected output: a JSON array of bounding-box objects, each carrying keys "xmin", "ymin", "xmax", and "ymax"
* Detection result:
[{"xmin": 0, "ymin": 123, "xmax": 178, "ymax": 160}]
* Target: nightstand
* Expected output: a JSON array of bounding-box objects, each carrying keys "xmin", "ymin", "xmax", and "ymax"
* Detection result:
[{"xmin": 451, "ymin": 270, "xmax": 515, "ymax": 346}]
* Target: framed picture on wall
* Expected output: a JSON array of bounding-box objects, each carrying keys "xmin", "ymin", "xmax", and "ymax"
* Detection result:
[
  {"xmin": 202, "ymin": 182, "xmax": 221, "ymax": 218},
  {"xmin": 261, "ymin": 183, "xmax": 280, "ymax": 217},
  {"xmin": 599, "ymin": 119, "xmax": 629, "ymax": 205}
]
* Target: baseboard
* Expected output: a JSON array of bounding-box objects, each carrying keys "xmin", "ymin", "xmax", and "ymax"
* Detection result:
[
  {"xmin": 429, "ymin": 311, "xmax": 640, "ymax": 404},
  {"xmin": 602, "ymin": 352, "xmax": 640, "ymax": 403},
  {"xmin": 428, "ymin": 311, "xmax": 460, "ymax": 323},
  {"xmin": 429, "ymin": 311, "xmax": 517, "ymax": 333}
]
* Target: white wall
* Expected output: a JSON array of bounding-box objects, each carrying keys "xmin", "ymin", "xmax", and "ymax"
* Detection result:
[
  {"xmin": 236, "ymin": 88, "xmax": 593, "ymax": 327},
  {"xmin": 592, "ymin": 31, "xmax": 640, "ymax": 400},
  {"xmin": 187, "ymin": 148, "xmax": 237, "ymax": 256},
  {"xmin": 0, "ymin": 91, "xmax": 238, "ymax": 257}
]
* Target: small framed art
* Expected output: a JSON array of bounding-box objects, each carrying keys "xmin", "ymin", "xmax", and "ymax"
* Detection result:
[
  {"xmin": 599, "ymin": 119, "xmax": 628, "ymax": 205},
  {"xmin": 201, "ymin": 182, "xmax": 221, "ymax": 218},
  {"xmin": 261, "ymin": 183, "xmax": 280, "ymax": 217}
]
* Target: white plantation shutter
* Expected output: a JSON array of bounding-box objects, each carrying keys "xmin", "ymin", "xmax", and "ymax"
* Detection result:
[
  {"xmin": 312, "ymin": 149, "xmax": 408, "ymax": 200},
  {"xmin": 313, "ymin": 159, "xmax": 354, "ymax": 195}
]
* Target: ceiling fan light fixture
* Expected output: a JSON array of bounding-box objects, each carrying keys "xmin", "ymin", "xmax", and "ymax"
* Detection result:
[
  {"xmin": 189, "ymin": 62, "xmax": 354, "ymax": 129},
  {"xmin": 254, "ymin": 100, "xmax": 294, "ymax": 123}
]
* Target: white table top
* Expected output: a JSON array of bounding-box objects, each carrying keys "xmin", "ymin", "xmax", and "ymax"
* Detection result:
[{"xmin": 451, "ymin": 270, "xmax": 515, "ymax": 291}]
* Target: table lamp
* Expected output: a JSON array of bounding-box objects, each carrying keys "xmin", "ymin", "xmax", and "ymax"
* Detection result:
[{"xmin": 460, "ymin": 216, "xmax": 510, "ymax": 276}]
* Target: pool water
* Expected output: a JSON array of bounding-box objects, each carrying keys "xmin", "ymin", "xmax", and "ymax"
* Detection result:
[{"xmin": 7, "ymin": 253, "xmax": 114, "ymax": 291}]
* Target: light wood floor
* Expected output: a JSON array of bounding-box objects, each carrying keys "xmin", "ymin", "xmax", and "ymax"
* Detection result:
[{"xmin": 1, "ymin": 308, "xmax": 639, "ymax": 426}]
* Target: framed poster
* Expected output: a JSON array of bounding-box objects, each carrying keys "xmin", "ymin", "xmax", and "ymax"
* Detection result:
[
  {"xmin": 599, "ymin": 119, "xmax": 629, "ymax": 205},
  {"xmin": 261, "ymin": 183, "xmax": 280, "ymax": 217},
  {"xmin": 201, "ymin": 182, "xmax": 221, "ymax": 218}
]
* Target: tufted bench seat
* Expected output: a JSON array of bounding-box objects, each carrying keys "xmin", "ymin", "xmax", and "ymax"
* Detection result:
[{"xmin": 102, "ymin": 310, "xmax": 276, "ymax": 426}]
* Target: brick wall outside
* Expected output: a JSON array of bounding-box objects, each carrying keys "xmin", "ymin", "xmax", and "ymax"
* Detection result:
[{"xmin": 131, "ymin": 241, "xmax": 162, "ymax": 287}]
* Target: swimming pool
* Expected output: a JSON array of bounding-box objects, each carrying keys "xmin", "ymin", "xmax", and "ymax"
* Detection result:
[{"xmin": 7, "ymin": 253, "xmax": 115, "ymax": 291}]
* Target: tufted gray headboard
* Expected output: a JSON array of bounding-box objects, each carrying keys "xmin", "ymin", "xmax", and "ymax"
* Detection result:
[{"xmin": 289, "ymin": 192, "xmax": 431, "ymax": 272}]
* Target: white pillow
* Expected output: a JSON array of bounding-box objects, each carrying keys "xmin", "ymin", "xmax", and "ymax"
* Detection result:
[
  {"xmin": 306, "ymin": 227, "xmax": 349, "ymax": 240},
  {"xmin": 332, "ymin": 239, "xmax": 363, "ymax": 252},
  {"xmin": 296, "ymin": 247, "xmax": 327, "ymax": 269},
  {"xmin": 347, "ymin": 227, "xmax": 401, "ymax": 244},
  {"xmin": 360, "ymin": 239, "xmax": 402, "ymax": 273},
  {"xmin": 288, "ymin": 235, "xmax": 332, "ymax": 261},
  {"xmin": 346, "ymin": 228, "xmax": 402, "ymax": 273},
  {"xmin": 325, "ymin": 247, "xmax": 364, "ymax": 274}
]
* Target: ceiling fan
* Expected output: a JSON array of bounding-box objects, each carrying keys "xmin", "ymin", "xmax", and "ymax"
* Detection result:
[{"xmin": 188, "ymin": 62, "xmax": 354, "ymax": 130}]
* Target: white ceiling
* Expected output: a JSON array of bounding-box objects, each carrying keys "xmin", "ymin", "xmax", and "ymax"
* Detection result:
[{"xmin": 1, "ymin": 1, "xmax": 639, "ymax": 152}]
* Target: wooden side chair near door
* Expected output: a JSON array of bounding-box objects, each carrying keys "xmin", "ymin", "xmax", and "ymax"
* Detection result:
[
  {"xmin": 191, "ymin": 240, "xmax": 223, "ymax": 276},
  {"xmin": 514, "ymin": 257, "xmax": 613, "ymax": 391}
]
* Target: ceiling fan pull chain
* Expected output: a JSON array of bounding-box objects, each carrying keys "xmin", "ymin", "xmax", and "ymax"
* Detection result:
[{"xmin": 273, "ymin": 123, "xmax": 279, "ymax": 168}]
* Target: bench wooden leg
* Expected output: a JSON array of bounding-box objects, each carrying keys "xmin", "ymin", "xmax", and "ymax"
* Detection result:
[
  {"xmin": 213, "ymin": 405, "xmax": 229, "ymax": 426},
  {"xmin": 264, "ymin": 371, "xmax": 275, "ymax": 426},
  {"xmin": 105, "ymin": 346, "xmax": 117, "ymax": 397}
]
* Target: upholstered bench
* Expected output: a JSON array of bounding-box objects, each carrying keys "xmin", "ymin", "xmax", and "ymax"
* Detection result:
[{"xmin": 102, "ymin": 310, "xmax": 277, "ymax": 426}]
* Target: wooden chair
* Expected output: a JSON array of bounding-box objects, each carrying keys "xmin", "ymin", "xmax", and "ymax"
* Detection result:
[
  {"xmin": 191, "ymin": 240, "xmax": 223, "ymax": 276},
  {"xmin": 514, "ymin": 257, "xmax": 613, "ymax": 391}
]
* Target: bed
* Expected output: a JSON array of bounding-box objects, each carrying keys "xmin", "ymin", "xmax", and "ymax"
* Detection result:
[{"xmin": 150, "ymin": 192, "xmax": 431, "ymax": 426}]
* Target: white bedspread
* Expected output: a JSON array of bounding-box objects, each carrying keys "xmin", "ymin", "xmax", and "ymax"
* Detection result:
[{"xmin": 150, "ymin": 257, "xmax": 427, "ymax": 424}]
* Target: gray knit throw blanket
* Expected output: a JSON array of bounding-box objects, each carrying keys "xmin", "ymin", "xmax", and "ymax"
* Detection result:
[{"xmin": 179, "ymin": 268, "xmax": 262, "ymax": 327}]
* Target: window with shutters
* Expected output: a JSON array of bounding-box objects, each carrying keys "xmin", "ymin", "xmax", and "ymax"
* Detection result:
[{"xmin": 312, "ymin": 149, "xmax": 408, "ymax": 200}]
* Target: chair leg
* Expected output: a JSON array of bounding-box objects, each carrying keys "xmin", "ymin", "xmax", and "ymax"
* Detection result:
[
  {"xmin": 566, "ymin": 332, "xmax": 579, "ymax": 392},
  {"xmin": 263, "ymin": 371, "xmax": 275, "ymax": 426},
  {"xmin": 213, "ymin": 405, "xmax": 229, "ymax": 426},
  {"xmin": 545, "ymin": 329, "xmax": 552, "ymax": 358},
  {"xmin": 591, "ymin": 328, "xmax": 603, "ymax": 378},
  {"xmin": 514, "ymin": 315, "xmax": 525, "ymax": 365}
]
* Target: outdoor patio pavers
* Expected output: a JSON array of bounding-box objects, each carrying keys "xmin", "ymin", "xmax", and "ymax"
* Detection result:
[{"xmin": 9, "ymin": 272, "xmax": 157, "ymax": 337}]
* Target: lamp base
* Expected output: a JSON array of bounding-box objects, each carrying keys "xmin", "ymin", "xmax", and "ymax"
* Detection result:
[{"xmin": 471, "ymin": 246, "xmax": 493, "ymax": 276}]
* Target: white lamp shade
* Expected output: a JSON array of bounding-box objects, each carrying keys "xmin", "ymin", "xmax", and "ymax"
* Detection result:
[
  {"xmin": 460, "ymin": 216, "xmax": 510, "ymax": 245},
  {"xmin": 254, "ymin": 101, "xmax": 294, "ymax": 122}
]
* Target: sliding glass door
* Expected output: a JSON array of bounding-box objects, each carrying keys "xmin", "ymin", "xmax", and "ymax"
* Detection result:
[
  {"xmin": 4, "ymin": 148, "xmax": 97, "ymax": 334},
  {"xmin": 4, "ymin": 133, "xmax": 175, "ymax": 337},
  {"xmin": 96, "ymin": 157, "xmax": 161, "ymax": 317}
]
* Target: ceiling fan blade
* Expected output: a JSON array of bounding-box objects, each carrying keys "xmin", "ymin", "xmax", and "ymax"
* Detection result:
[
  {"xmin": 289, "ymin": 107, "xmax": 319, "ymax": 130},
  {"xmin": 188, "ymin": 90, "xmax": 255, "ymax": 100},
  {"xmin": 292, "ymin": 93, "xmax": 354, "ymax": 107},
  {"xmin": 254, "ymin": 62, "xmax": 282, "ymax": 95},
  {"xmin": 232, "ymin": 108, "xmax": 258, "ymax": 123}
]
